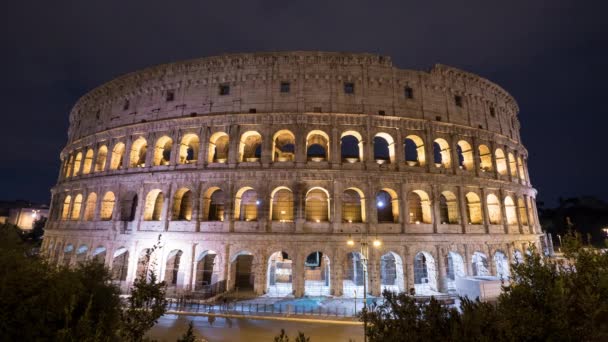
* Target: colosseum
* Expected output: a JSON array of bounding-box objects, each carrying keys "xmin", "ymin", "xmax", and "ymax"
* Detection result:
[{"xmin": 43, "ymin": 51, "xmax": 541, "ymax": 298}]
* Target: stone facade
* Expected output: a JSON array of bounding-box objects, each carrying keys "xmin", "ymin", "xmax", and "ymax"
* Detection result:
[{"xmin": 43, "ymin": 51, "xmax": 540, "ymax": 297}]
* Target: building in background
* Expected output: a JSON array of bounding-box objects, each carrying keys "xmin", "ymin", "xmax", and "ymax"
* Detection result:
[{"xmin": 0, "ymin": 200, "xmax": 49, "ymax": 229}]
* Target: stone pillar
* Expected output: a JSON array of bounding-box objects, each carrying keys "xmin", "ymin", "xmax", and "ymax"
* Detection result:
[
  {"xmin": 295, "ymin": 181, "xmax": 305, "ymax": 232},
  {"xmin": 332, "ymin": 180, "xmax": 343, "ymax": 231},
  {"xmin": 458, "ymin": 186, "xmax": 468, "ymax": 233},
  {"xmin": 293, "ymin": 251, "xmax": 305, "ymax": 297},
  {"xmin": 198, "ymin": 126, "xmax": 208, "ymax": 167},
  {"xmin": 261, "ymin": 127, "xmax": 272, "ymax": 167},
  {"xmin": 394, "ymin": 129, "xmax": 404, "ymax": 164},
  {"xmin": 228, "ymin": 124, "xmax": 239, "ymax": 168},
  {"xmin": 404, "ymin": 249, "xmax": 415, "ymax": 293},
  {"xmin": 331, "ymin": 127, "xmax": 340, "ymax": 169},
  {"xmin": 368, "ymin": 249, "xmax": 382, "ymax": 296},
  {"xmin": 401, "ymin": 183, "xmax": 408, "ymax": 233},
  {"xmin": 431, "ymin": 185, "xmax": 440, "ymax": 233},
  {"xmin": 480, "ymin": 188, "xmax": 490, "ymax": 233},
  {"xmin": 463, "ymin": 244, "xmax": 473, "ymax": 276},
  {"xmin": 253, "ymin": 251, "xmax": 266, "ymax": 296},
  {"xmin": 163, "ymin": 183, "xmax": 173, "ymax": 231},
  {"xmin": 331, "ymin": 253, "xmax": 344, "ymax": 296},
  {"xmin": 295, "ymin": 126, "xmax": 307, "ymax": 167},
  {"xmin": 435, "ymin": 246, "xmax": 448, "ymax": 293}
]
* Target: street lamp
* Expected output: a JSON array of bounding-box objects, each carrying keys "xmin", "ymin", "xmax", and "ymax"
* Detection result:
[
  {"xmin": 602, "ymin": 227, "xmax": 608, "ymax": 238},
  {"xmin": 346, "ymin": 232, "xmax": 382, "ymax": 342}
]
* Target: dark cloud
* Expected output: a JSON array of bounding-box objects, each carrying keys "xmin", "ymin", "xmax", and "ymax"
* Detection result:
[{"xmin": 1, "ymin": 0, "xmax": 607, "ymax": 205}]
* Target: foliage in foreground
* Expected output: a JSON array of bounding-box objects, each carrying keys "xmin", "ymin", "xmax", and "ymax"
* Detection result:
[
  {"xmin": 362, "ymin": 232, "xmax": 608, "ymax": 341},
  {"xmin": 274, "ymin": 328, "xmax": 310, "ymax": 342},
  {"xmin": 0, "ymin": 223, "xmax": 168, "ymax": 341}
]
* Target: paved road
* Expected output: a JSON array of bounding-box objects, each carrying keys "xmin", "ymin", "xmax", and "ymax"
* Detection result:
[{"xmin": 148, "ymin": 314, "xmax": 364, "ymax": 342}]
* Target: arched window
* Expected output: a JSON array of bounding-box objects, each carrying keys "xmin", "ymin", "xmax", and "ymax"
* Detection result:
[
  {"xmin": 195, "ymin": 251, "xmax": 218, "ymax": 291},
  {"xmin": 95, "ymin": 145, "xmax": 108, "ymax": 172},
  {"xmin": 82, "ymin": 149, "xmax": 94, "ymax": 175},
  {"xmin": 202, "ymin": 188, "xmax": 225, "ymax": 221},
  {"xmin": 517, "ymin": 156, "xmax": 526, "ymax": 181},
  {"xmin": 408, "ymin": 190, "xmax": 432, "ymax": 224},
  {"xmin": 377, "ymin": 189, "xmax": 399, "ymax": 223},
  {"xmin": 112, "ymin": 248, "xmax": 129, "ymax": 281},
  {"xmin": 414, "ymin": 252, "xmax": 437, "ymax": 294},
  {"xmin": 65, "ymin": 154, "xmax": 74, "ymax": 178},
  {"xmin": 235, "ymin": 187, "xmax": 258, "ymax": 221},
  {"xmin": 272, "ymin": 130, "xmax": 295, "ymax": 162},
  {"xmin": 306, "ymin": 130, "xmax": 329, "ymax": 162},
  {"xmin": 76, "ymin": 245, "xmax": 88, "ymax": 263},
  {"xmin": 304, "ymin": 251, "xmax": 331, "ymax": 296},
  {"xmin": 208, "ymin": 132, "xmax": 229, "ymax": 163},
  {"xmin": 238, "ymin": 131, "xmax": 262, "ymax": 162},
  {"xmin": 404, "ymin": 135, "xmax": 426, "ymax": 166},
  {"xmin": 504, "ymin": 196, "xmax": 518, "ymax": 225},
  {"xmin": 305, "ymin": 187, "xmax": 329, "ymax": 222},
  {"xmin": 143, "ymin": 190, "xmax": 164, "ymax": 221},
  {"xmin": 110, "ymin": 142, "xmax": 125, "ymax": 170},
  {"xmin": 446, "ymin": 252, "xmax": 465, "ymax": 291},
  {"xmin": 494, "ymin": 251, "xmax": 510, "ymax": 279},
  {"xmin": 153, "ymin": 136, "xmax": 173, "ymax": 166},
  {"xmin": 92, "ymin": 246, "xmax": 106, "ymax": 263},
  {"xmin": 374, "ymin": 133, "xmax": 395, "ymax": 164},
  {"xmin": 270, "ymin": 187, "xmax": 294, "ymax": 222},
  {"xmin": 433, "ymin": 138, "xmax": 451, "ymax": 168},
  {"xmin": 120, "ymin": 192, "xmax": 138, "ymax": 221},
  {"xmin": 164, "ymin": 250, "xmax": 183, "ymax": 286},
  {"xmin": 478, "ymin": 144, "xmax": 493, "ymax": 172},
  {"xmin": 456, "ymin": 140, "xmax": 473, "ymax": 170},
  {"xmin": 73, "ymin": 152, "xmax": 83, "ymax": 176},
  {"xmin": 172, "ymin": 188, "xmax": 193, "ymax": 221},
  {"xmin": 518, "ymin": 198, "xmax": 528, "ymax": 225},
  {"xmin": 129, "ymin": 137, "xmax": 147, "ymax": 168},
  {"xmin": 62, "ymin": 195, "xmax": 72, "ymax": 220},
  {"xmin": 71, "ymin": 194, "xmax": 83, "ymax": 220},
  {"xmin": 439, "ymin": 191, "xmax": 459, "ymax": 224},
  {"xmin": 101, "ymin": 192, "xmax": 115, "ymax": 220},
  {"xmin": 179, "ymin": 134, "xmax": 199, "ymax": 164},
  {"xmin": 380, "ymin": 252, "xmax": 405, "ymax": 293},
  {"xmin": 472, "ymin": 252, "xmax": 490, "ymax": 276},
  {"xmin": 63, "ymin": 244, "xmax": 74, "ymax": 266},
  {"xmin": 342, "ymin": 188, "xmax": 365, "ymax": 223},
  {"xmin": 266, "ymin": 251, "xmax": 293, "ymax": 296},
  {"xmin": 487, "ymin": 194, "xmax": 502, "ymax": 224},
  {"xmin": 495, "ymin": 149, "xmax": 507, "ymax": 175},
  {"xmin": 465, "ymin": 192, "xmax": 483, "ymax": 224},
  {"xmin": 341, "ymin": 131, "xmax": 363, "ymax": 162},
  {"xmin": 83, "ymin": 192, "xmax": 97, "ymax": 221},
  {"xmin": 508, "ymin": 152, "xmax": 517, "ymax": 177}
]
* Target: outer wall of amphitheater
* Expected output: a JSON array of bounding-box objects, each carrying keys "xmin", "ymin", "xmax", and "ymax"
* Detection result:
[{"xmin": 43, "ymin": 52, "xmax": 541, "ymax": 298}]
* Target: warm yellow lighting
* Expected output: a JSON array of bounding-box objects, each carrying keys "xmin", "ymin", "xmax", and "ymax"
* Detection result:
[
  {"xmin": 347, "ymin": 236, "xmax": 355, "ymax": 246},
  {"xmin": 373, "ymin": 239, "xmax": 382, "ymax": 247}
]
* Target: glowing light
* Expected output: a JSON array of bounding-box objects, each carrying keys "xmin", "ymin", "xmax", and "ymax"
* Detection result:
[
  {"xmin": 256, "ymin": 200, "xmax": 261, "ymax": 205},
  {"xmin": 373, "ymin": 239, "xmax": 382, "ymax": 247},
  {"xmin": 377, "ymin": 201, "xmax": 384, "ymax": 208},
  {"xmin": 347, "ymin": 238, "xmax": 355, "ymax": 246},
  {"xmin": 315, "ymin": 219, "xmax": 320, "ymax": 223}
]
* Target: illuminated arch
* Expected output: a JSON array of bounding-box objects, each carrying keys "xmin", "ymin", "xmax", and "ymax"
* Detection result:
[
  {"xmin": 153, "ymin": 135, "xmax": 173, "ymax": 166},
  {"xmin": 272, "ymin": 130, "xmax": 295, "ymax": 162},
  {"xmin": 179, "ymin": 134, "xmax": 199, "ymax": 164},
  {"xmin": 439, "ymin": 191, "xmax": 459, "ymax": 224},
  {"xmin": 465, "ymin": 192, "xmax": 483, "ymax": 224},
  {"xmin": 94, "ymin": 145, "xmax": 108, "ymax": 172},
  {"xmin": 472, "ymin": 251, "xmax": 490, "ymax": 276},
  {"xmin": 171, "ymin": 188, "xmax": 193, "ymax": 221},
  {"xmin": 73, "ymin": 152, "xmax": 83, "ymax": 176},
  {"xmin": 456, "ymin": 140, "xmax": 474, "ymax": 170},
  {"xmin": 82, "ymin": 149, "xmax": 94, "ymax": 175},
  {"xmin": 112, "ymin": 247, "xmax": 129, "ymax": 281},
  {"xmin": 494, "ymin": 251, "xmax": 510, "ymax": 279},
  {"xmin": 129, "ymin": 137, "xmax": 147, "ymax": 168},
  {"xmin": 62, "ymin": 195, "xmax": 72, "ymax": 220},
  {"xmin": 342, "ymin": 187, "xmax": 365, "ymax": 223},
  {"xmin": 504, "ymin": 196, "xmax": 518, "ymax": 225},
  {"xmin": 208, "ymin": 132, "xmax": 229, "ymax": 163},
  {"xmin": 414, "ymin": 251, "xmax": 437, "ymax": 294},
  {"xmin": 517, "ymin": 156, "xmax": 526, "ymax": 181},
  {"xmin": 305, "ymin": 187, "xmax": 330, "ymax": 222},
  {"xmin": 270, "ymin": 187, "xmax": 294, "ymax": 222},
  {"xmin": 202, "ymin": 187, "xmax": 225, "ymax": 221},
  {"xmin": 518, "ymin": 197, "xmax": 528, "ymax": 225},
  {"xmin": 234, "ymin": 187, "xmax": 258, "ymax": 221},
  {"xmin": 404, "ymin": 135, "xmax": 426, "ymax": 166},
  {"xmin": 266, "ymin": 251, "xmax": 293, "ymax": 296},
  {"xmin": 433, "ymin": 138, "xmax": 451, "ymax": 168},
  {"xmin": 495, "ymin": 149, "xmax": 507, "ymax": 175},
  {"xmin": 109, "ymin": 142, "xmax": 125, "ymax": 170},
  {"xmin": 238, "ymin": 131, "xmax": 262, "ymax": 162},
  {"xmin": 83, "ymin": 192, "xmax": 97, "ymax": 221},
  {"xmin": 143, "ymin": 189, "xmax": 164, "ymax": 221},
  {"xmin": 508, "ymin": 152, "xmax": 517, "ymax": 177},
  {"xmin": 306, "ymin": 130, "xmax": 330, "ymax": 161},
  {"xmin": 164, "ymin": 249, "xmax": 183, "ymax": 286},
  {"xmin": 380, "ymin": 251, "xmax": 405, "ymax": 293},
  {"xmin": 100, "ymin": 191, "xmax": 115, "ymax": 220},
  {"xmin": 487, "ymin": 194, "xmax": 502, "ymax": 224},
  {"xmin": 478, "ymin": 144, "xmax": 493, "ymax": 172},
  {"xmin": 377, "ymin": 188, "xmax": 399, "ymax": 223},
  {"xmin": 373, "ymin": 132, "xmax": 395, "ymax": 163},
  {"xmin": 71, "ymin": 194, "xmax": 83, "ymax": 220},
  {"xmin": 341, "ymin": 130, "xmax": 364, "ymax": 162},
  {"xmin": 408, "ymin": 190, "xmax": 432, "ymax": 224}
]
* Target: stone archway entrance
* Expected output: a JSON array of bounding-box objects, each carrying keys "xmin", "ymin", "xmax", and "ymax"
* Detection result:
[{"xmin": 304, "ymin": 251, "xmax": 330, "ymax": 296}]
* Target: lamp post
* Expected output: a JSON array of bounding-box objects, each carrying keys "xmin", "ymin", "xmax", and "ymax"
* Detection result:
[{"xmin": 347, "ymin": 231, "xmax": 381, "ymax": 342}]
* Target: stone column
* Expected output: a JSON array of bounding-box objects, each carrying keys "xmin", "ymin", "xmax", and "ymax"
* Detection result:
[
  {"xmin": 431, "ymin": 185, "xmax": 440, "ymax": 233},
  {"xmin": 480, "ymin": 188, "xmax": 490, "ymax": 233},
  {"xmin": 435, "ymin": 246, "xmax": 448, "ymax": 293},
  {"xmin": 368, "ymin": 248, "xmax": 381, "ymax": 296},
  {"xmin": 198, "ymin": 126, "xmax": 208, "ymax": 167},
  {"xmin": 332, "ymin": 180, "xmax": 343, "ymax": 232},
  {"xmin": 404, "ymin": 249, "xmax": 415, "ymax": 293},
  {"xmin": 228, "ymin": 124, "xmax": 239, "ymax": 168},
  {"xmin": 331, "ymin": 253, "xmax": 344, "ymax": 296},
  {"xmin": 261, "ymin": 127, "xmax": 272, "ymax": 167},
  {"xmin": 331, "ymin": 126, "xmax": 340, "ymax": 169},
  {"xmin": 394, "ymin": 129, "xmax": 404, "ymax": 165},
  {"xmin": 295, "ymin": 126, "xmax": 307, "ymax": 167},
  {"xmin": 464, "ymin": 244, "xmax": 473, "ymax": 276},
  {"xmin": 458, "ymin": 186, "xmax": 468, "ymax": 233},
  {"xmin": 293, "ymin": 251, "xmax": 305, "ymax": 297},
  {"xmin": 295, "ymin": 181, "xmax": 305, "ymax": 232}
]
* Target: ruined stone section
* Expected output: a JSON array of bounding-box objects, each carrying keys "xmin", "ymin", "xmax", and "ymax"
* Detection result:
[{"xmin": 44, "ymin": 51, "xmax": 540, "ymax": 298}]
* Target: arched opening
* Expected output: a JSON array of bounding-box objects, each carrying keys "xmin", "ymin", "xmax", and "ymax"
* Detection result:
[
  {"xmin": 83, "ymin": 192, "xmax": 97, "ymax": 221},
  {"xmin": 76, "ymin": 245, "xmax": 88, "ymax": 263},
  {"xmin": 231, "ymin": 251, "xmax": 254, "ymax": 290},
  {"xmin": 495, "ymin": 149, "xmax": 507, "ymax": 175},
  {"xmin": 171, "ymin": 188, "xmax": 193, "ymax": 221},
  {"xmin": 208, "ymin": 132, "xmax": 229, "ymax": 163},
  {"xmin": 465, "ymin": 192, "xmax": 483, "ymax": 224},
  {"xmin": 272, "ymin": 130, "xmax": 295, "ymax": 162},
  {"xmin": 487, "ymin": 194, "xmax": 502, "ymax": 224},
  {"xmin": 153, "ymin": 136, "xmax": 173, "ymax": 166},
  {"xmin": 112, "ymin": 248, "xmax": 129, "ymax": 281},
  {"xmin": 82, "ymin": 149, "xmax": 94, "ymax": 175},
  {"xmin": 92, "ymin": 246, "xmax": 106, "ymax": 263},
  {"xmin": 179, "ymin": 134, "xmax": 199, "ymax": 164},
  {"xmin": 234, "ymin": 187, "xmax": 258, "ymax": 221},
  {"xmin": 377, "ymin": 189, "xmax": 399, "ymax": 223},
  {"xmin": 202, "ymin": 187, "xmax": 225, "ymax": 221},
  {"xmin": 340, "ymin": 131, "xmax": 363, "ymax": 162},
  {"xmin": 343, "ymin": 252, "xmax": 369, "ymax": 297},
  {"xmin": 73, "ymin": 152, "xmax": 83, "ymax": 176},
  {"xmin": 380, "ymin": 252, "xmax": 405, "ymax": 293},
  {"xmin": 143, "ymin": 190, "xmax": 164, "ymax": 221},
  {"xmin": 129, "ymin": 137, "xmax": 147, "ymax": 168},
  {"xmin": 136, "ymin": 248, "xmax": 153, "ymax": 280},
  {"xmin": 120, "ymin": 192, "xmax": 138, "ymax": 221},
  {"xmin": 110, "ymin": 142, "xmax": 125, "ymax": 170},
  {"xmin": 433, "ymin": 138, "xmax": 451, "ymax": 168},
  {"xmin": 478, "ymin": 144, "xmax": 493, "ymax": 172},
  {"xmin": 517, "ymin": 156, "xmax": 526, "ymax": 181},
  {"xmin": 53, "ymin": 243, "xmax": 63, "ymax": 265},
  {"xmin": 472, "ymin": 252, "xmax": 490, "ymax": 276},
  {"xmin": 505, "ymin": 196, "xmax": 518, "ymax": 225},
  {"xmin": 342, "ymin": 188, "xmax": 365, "ymax": 223},
  {"xmin": 373, "ymin": 133, "xmax": 395, "ymax": 164},
  {"xmin": 195, "ymin": 251, "xmax": 221, "ymax": 295},
  {"xmin": 64, "ymin": 155, "xmax": 74, "ymax": 177},
  {"xmin": 100, "ymin": 192, "xmax": 115, "ymax": 220},
  {"xmin": 494, "ymin": 251, "xmax": 510, "ymax": 280},
  {"xmin": 266, "ymin": 251, "xmax": 293, "ymax": 297},
  {"xmin": 518, "ymin": 198, "xmax": 529, "ymax": 225},
  {"xmin": 414, "ymin": 252, "xmax": 438, "ymax": 294},
  {"xmin": 305, "ymin": 187, "xmax": 330, "ymax": 222},
  {"xmin": 456, "ymin": 140, "xmax": 474, "ymax": 170},
  {"xmin": 95, "ymin": 145, "xmax": 108, "ymax": 172},
  {"xmin": 404, "ymin": 135, "xmax": 426, "ymax": 166},
  {"xmin": 63, "ymin": 244, "xmax": 74, "ymax": 266},
  {"xmin": 304, "ymin": 251, "xmax": 330, "ymax": 296},
  {"xmin": 270, "ymin": 187, "xmax": 294, "ymax": 222},
  {"xmin": 71, "ymin": 194, "xmax": 83, "ymax": 220},
  {"xmin": 62, "ymin": 195, "xmax": 71, "ymax": 220},
  {"xmin": 238, "ymin": 131, "xmax": 262, "ymax": 162},
  {"xmin": 445, "ymin": 252, "xmax": 465, "ymax": 292},
  {"xmin": 164, "ymin": 250, "xmax": 183, "ymax": 287},
  {"xmin": 508, "ymin": 153, "xmax": 517, "ymax": 177},
  {"xmin": 306, "ymin": 130, "xmax": 329, "ymax": 162},
  {"xmin": 408, "ymin": 190, "xmax": 432, "ymax": 224},
  {"xmin": 439, "ymin": 191, "xmax": 459, "ymax": 224},
  {"xmin": 513, "ymin": 249, "xmax": 524, "ymax": 264}
]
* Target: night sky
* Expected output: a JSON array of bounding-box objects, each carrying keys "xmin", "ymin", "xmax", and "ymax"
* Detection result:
[{"xmin": 2, "ymin": 1, "xmax": 606, "ymax": 206}]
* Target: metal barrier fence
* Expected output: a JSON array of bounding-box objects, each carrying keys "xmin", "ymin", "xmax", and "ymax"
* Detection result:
[{"xmin": 166, "ymin": 298, "xmax": 359, "ymax": 318}]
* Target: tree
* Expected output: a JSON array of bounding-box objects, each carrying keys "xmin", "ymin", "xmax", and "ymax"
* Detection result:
[
  {"xmin": 274, "ymin": 329, "xmax": 310, "ymax": 342},
  {"xmin": 176, "ymin": 321, "xmax": 196, "ymax": 342}
]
